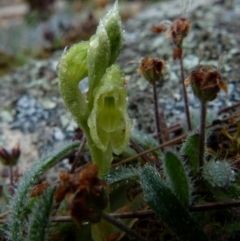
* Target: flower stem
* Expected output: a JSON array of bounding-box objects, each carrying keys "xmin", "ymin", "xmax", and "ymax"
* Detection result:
[
  {"xmin": 153, "ymin": 81, "xmax": 162, "ymax": 144},
  {"xmin": 199, "ymin": 100, "xmax": 207, "ymax": 170},
  {"xmin": 101, "ymin": 212, "xmax": 147, "ymax": 241},
  {"xmin": 70, "ymin": 136, "xmax": 86, "ymax": 174},
  {"xmin": 179, "ymin": 55, "xmax": 192, "ymax": 131},
  {"xmin": 130, "ymin": 139, "xmax": 154, "ymax": 164},
  {"xmin": 153, "ymin": 81, "xmax": 169, "ymax": 144}
]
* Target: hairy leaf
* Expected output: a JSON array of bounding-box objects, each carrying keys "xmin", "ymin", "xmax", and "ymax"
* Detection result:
[
  {"xmin": 180, "ymin": 132, "xmax": 200, "ymax": 175},
  {"xmin": 163, "ymin": 151, "xmax": 191, "ymax": 207},
  {"xmin": 141, "ymin": 165, "xmax": 208, "ymax": 241},
  {"xmin": 104, "ymin": 165, "xmax": 140, "ymax": 186},
  {"xmin": 6, "ymin": 141, "xmax": 80, "ymax": 241},
  {"xmin": 27, "ymin": 186, "xmax": 55, "ymax": 241}
]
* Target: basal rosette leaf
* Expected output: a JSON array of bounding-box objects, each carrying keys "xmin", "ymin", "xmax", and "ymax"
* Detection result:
[
  {"xmin": 163, "ymin": 151, "xmax": 192, "ymax": 207},
  {"xmin": 87, "ymin": 65, "xmax": 132, "ymax": 155},
  {"xmin": 180, "ymin": 132, "xmax": 200, "ymax": 175},
  {"xmin": 141, "ymin": 165, "xmax": 208, "ymax": 241},
  {"xmin": 203, "ymin": 160, "xmax": 235, "ymax": 188}
]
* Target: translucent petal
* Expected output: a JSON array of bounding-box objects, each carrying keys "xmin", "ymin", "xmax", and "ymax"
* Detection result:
[
  {"xmin": 98, "ymin": 96, "xmax": 123, "ymax": 132},
  {"xmin": 110, "ymin": 113, "xmax": 132, "ymax": 155}
]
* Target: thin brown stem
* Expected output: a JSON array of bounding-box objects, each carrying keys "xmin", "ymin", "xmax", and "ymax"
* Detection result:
[
  {"xmin": 2, "ymin": 198, "xmax": 240, "ymax": 226},
  {"xmin": 130, "ymin": 139, "xmax": 154, "ymax": 164},
  {"xmin": 112, "ymin": 134, "xmax": 186, "ymax": 168},
  {"xmin": 101, "ymin": 212, "xmax": 148, "ymax": 241},
  {"xmin": 3, "ymin": 197, "xmax": 240, "ymax": 225},
  {"xmin": 179, "ymin": 55, "xmax": 192, "ymax": 131},
  {"xmin": 153, "ymin": 81, "xmax": 162, "ymax": 144},
  {"xmin": 9, "ymin": 165, "xmax": 13, "ymax": 187},
  {"xmin": 70, "ymin": 136, "xmax": 86, "ymax": 174},
  {"xmin": 218, "ymin": 101, "xmax": 240, "ymax": 114},
  {"xmin": 189, "ymin": 200, "xmax": 240, "ymax": 212},
  {"xmin": 199, "ymin": 100, "xmax": 207, "ymax": 170}
]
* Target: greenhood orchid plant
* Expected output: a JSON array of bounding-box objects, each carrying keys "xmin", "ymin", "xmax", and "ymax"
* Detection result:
[
  {"xmin": 4, "ymin": 2, "xmax": 240, "ymax": 241},
  {"xmin": 57, "ymin": 1, "xmax": 132, "ymax": 176}
]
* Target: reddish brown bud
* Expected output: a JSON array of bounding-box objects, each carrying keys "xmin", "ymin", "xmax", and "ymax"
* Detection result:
[
  {"xmin": 185, "ymin": 65, "xmax": 228, "ymax": 102},
  {"xmin": 0, "ymin": 143, "xmax": 20, "ymax": 166},
  {"xmin": 151, "ymin": 24, "xmax": 167, "ymax": 33},
  {"xmin": 173, "ymin": 48, "xmax": 183, "ymax": 60},
  {"xmin": 168, "ymin": 18, "xmax": 191, "ymax": 48},
  {"xmin": 137, "ymin": 56, "xmax": 166, "ymax": 84}
]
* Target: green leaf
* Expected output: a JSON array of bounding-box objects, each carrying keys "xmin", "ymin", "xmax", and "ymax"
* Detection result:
[
  {"xmin": 203, "ymin": 160, "xmax": 235, "ymax": 188},
  {"xmin": 91, "ymin": 219, "xmax": 115, "ymax": 241},
  {"xmin": 75, "ymin": 223, "xmax": 93, "ymax": 241},
  {"xmin": 27, "ymin": 186, "xmax": 56, "ymax": 241},
  {"xmin": 141, "ymin": 165, "xmax": 208, "ymax": 241},
  {"xmin": 104, "ymin": 165, "xmax": 140, "ymax": 186},
  {"xmin": 180, "ymin": 132, "xmax": 200, "ymax": 175},
  {"xmin": 6, "ymin": 141, "xmax": 80, "ymax": 241},
  {"xmin": 163, "ymin": 151, "xmax": 191, "ymax": 207},
  {"xmin": 210, "ymin": 184, "xmax": 240, "ymax": 201}
]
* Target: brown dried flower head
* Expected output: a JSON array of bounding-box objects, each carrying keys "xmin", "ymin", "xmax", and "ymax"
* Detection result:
[
  {"xmin": 0, "ymin": 143, "xmax": 20, "ymax": 166},
  {"xmin": 185, "ymin": 65, "xmax": 228, "ymax": 102},
  {"xmin": 54, "ymin": 163, "xmax": 108, "ymax": 225},
  {"xmin": 168, "ymin": 17, "xmax": 191, "ymax": 48},
  {"xmin": 137, "ymin": 56, "xmax": 166, "ymax": 84}
]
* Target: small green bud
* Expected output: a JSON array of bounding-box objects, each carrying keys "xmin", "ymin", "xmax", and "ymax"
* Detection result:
[
  {"xmin": 88, "ymin": 20, "xmax": 110, "ymax": 94},
  {"xmin": 87, "ymin": 65, "xmax": 132, "ymax": 154},
  {"xmin": 58, "ymin": 41, "xmax": 89, "ymax": 84},
  {"xmin": 58, "ymin": 41, "xmax": 89, "ymax": 121},
  {"xmin": 103, "ymin": 0, "xmax": 123, "ymax": 65}
]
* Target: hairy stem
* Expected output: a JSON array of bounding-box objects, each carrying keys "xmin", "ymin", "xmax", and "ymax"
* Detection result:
[
  {"xmin": 179, "ymin": 55, "xmax": 192, "ymax": 131},
  {"xmin": 101, "ymin": 212, "xmax": 147, "ymax": 241}
]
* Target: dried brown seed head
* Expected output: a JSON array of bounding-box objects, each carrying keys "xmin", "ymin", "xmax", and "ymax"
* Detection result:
[
  {"xmin": 168, "ymin": 17, "xmax": 191, "ymax": 48},
  {"xmin": 54, "ymin": 163, "xmax": 108, "ymax": 225},
  {"xmin": 0, "ymin": 143, "xmax": 20, "ymax": 166},
  {"xmin": 137, "ymin": 56, "xmax": 166, "ymax": 84},
  {"xmin": 185, "ymin": 65, "xmax": 228, "ymax": 102}
]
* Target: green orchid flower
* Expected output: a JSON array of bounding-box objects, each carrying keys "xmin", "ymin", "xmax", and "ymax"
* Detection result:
[
  {"xmin": 58, "ymin": 1, "xmax": 130, "ymax": 176},
  {"xmin": 88, "ymin": 65, "xmax": 132, "ymax": 154}
]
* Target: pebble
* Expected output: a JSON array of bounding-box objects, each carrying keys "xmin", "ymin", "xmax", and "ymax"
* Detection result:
[{"xmin": 11, "ymin": 94, "xmax": 49, "ymax": 132}]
